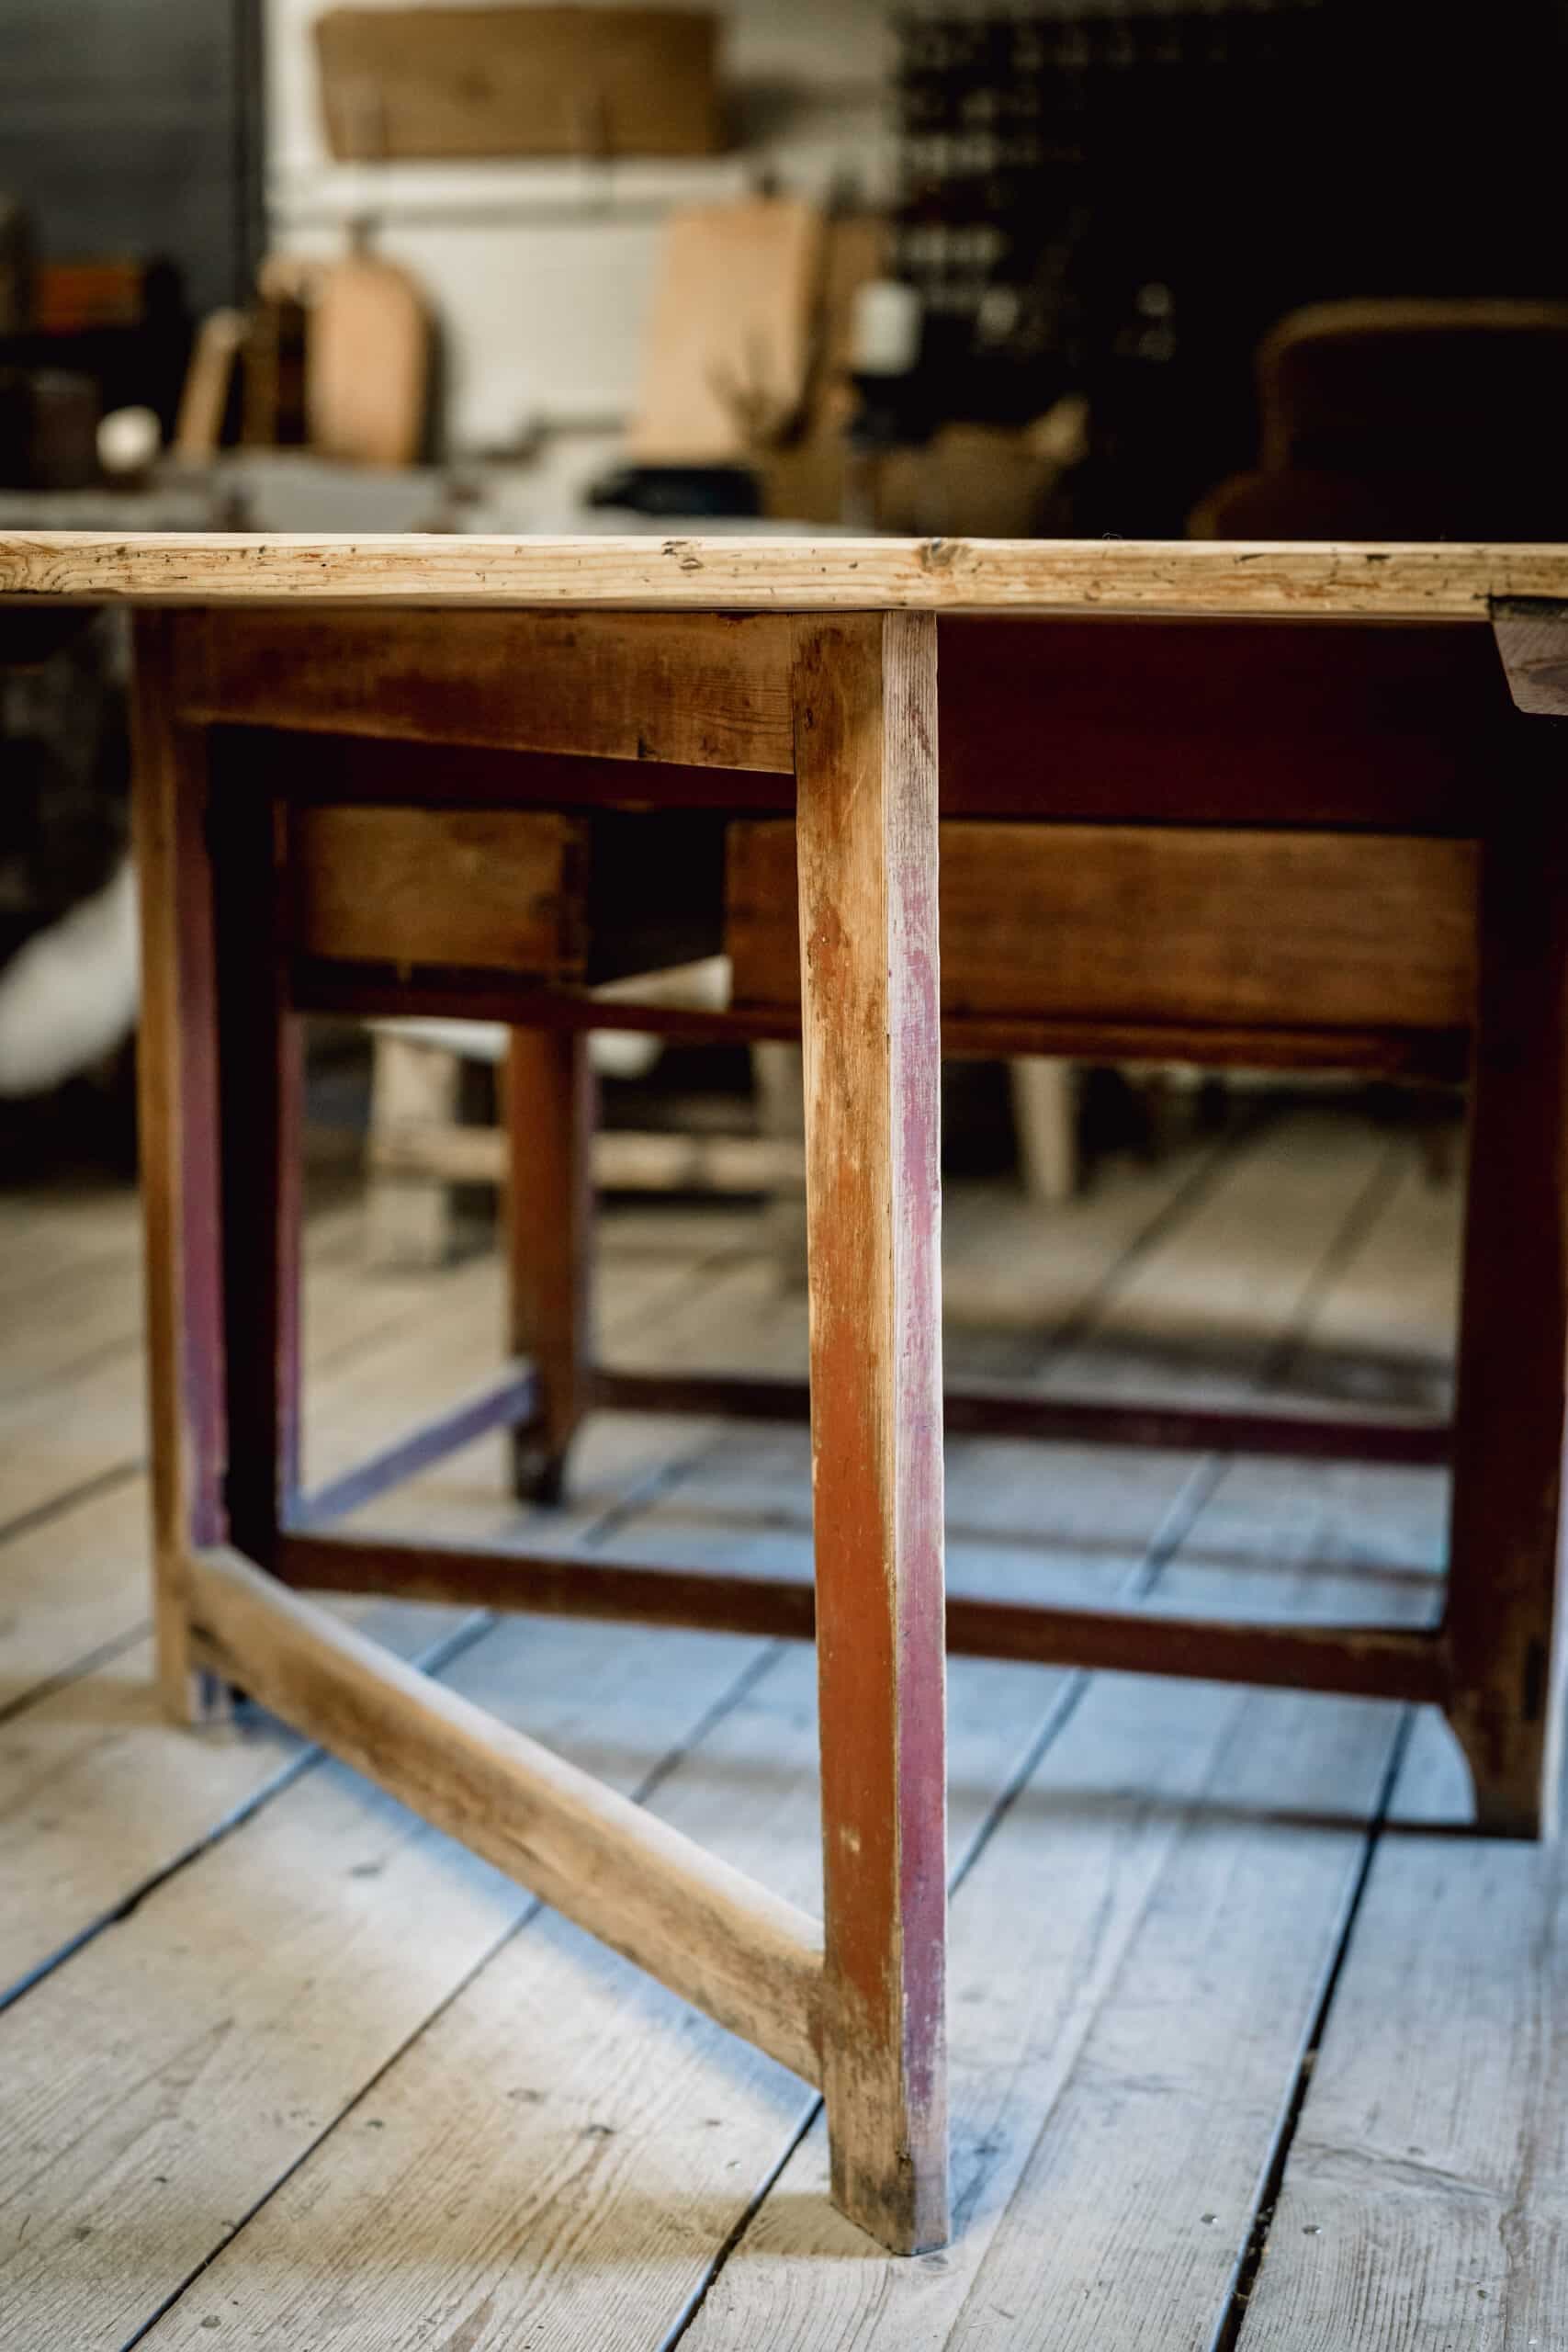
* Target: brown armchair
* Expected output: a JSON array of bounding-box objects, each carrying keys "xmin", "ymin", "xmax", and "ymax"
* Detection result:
[{"xmin": 1191, "ymin": 298, "xmax": 1568, "ymax": 542}]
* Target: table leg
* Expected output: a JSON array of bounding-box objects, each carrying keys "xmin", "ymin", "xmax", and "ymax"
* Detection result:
[
  {"xmin": 795, "ymin": 611, "xmax": 949, "ymax": 2252},
  {"xmin": 504, "ymin": 1027, "xmax": 594, "ymax": 1504},
  {"xmin": 130, "ymin": 614, "xmax": 230, "ymax": 1724},
  {"xmin": 210, "ymin": 748, "xmax": 298, "ymax": 1572},
  {"xmin": 1446, "ymin": 788, "xmax": 1568, "ymax": 1836}
]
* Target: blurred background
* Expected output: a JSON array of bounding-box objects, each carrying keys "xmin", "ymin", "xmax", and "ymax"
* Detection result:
[{"xmin": 2, "ymin": 0, "xmax": 1564, "ymax": 1227}]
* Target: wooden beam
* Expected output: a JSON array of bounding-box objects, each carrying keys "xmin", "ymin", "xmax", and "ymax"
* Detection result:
[
  {"xmin": 6, "ymin": 532, "xmax": 1568, "ymax": 617},
  {"xmin": 795, "ymin": 609, "xmax": 949, "ymax": 2253},
  {"xmin": 289, "ymin": 804, "xmax": 585, "ymax": 976},
  {"xmin": 294, "ymin": 962, "xmax": 1471, "ymax": 1081},
  {"xmin": 588, "ymin": 1369, "xmax": 1451, "ymax": 1468},
  {"xmin": 169, "ymin": 605, "xmax": 794, "ymax": 772},
  {"xmin": 186, "ymin": 1545, "xmax": 825, "ymax": 2082},
  {"xmin": 273, "ymin": 1531, "xmax": 1451, "ymax": 1702},
  {"xmin": 1491, "ymin": 595, "xmax": 1568, "ymax": 717},
  {"xmin": 729, "ymin": 819, "xmax": 1479, "ymax": 1035}
]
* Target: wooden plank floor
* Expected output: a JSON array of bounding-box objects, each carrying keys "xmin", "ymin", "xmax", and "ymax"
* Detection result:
[{"xmin": 2, "ymin": 1103, "xmax": 1562, "ymax": 2350}]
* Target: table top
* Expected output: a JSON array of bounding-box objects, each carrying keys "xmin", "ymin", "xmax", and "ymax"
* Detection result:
[{"xmin": 1, "ymin": 533, "xmax": 1566, "ymax": 619}]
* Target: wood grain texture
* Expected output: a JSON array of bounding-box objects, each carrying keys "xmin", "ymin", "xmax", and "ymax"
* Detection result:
[
  {"xmin": 6, "ymin": 533, "xmax": 1568, "ymax": 615},
  {"xmin": 686, "ymin": 1684, "xmax": 1406, "ymax": 2352},
  {"xmin": 795, "ymin": 610, "xmax": 949, "ymax": 2251},
  {"xmin": 289, "ymin": 804, "xmax": 583, "ymax": 974},
  {"xmin": 0, "ymin": 1601, "xmax": 480, "ymax": 2015},
  {"xmin": 1444, "ymin": 775, "xmax": 1568, "ymax": 1834},
  {"xmin": 313, "ymin": 5, "xmax": 723, "ymax": 161},
  {"xmin": 129, "ymin": 613, "xmax": 228, "ymax": 1722},
  {"xmin": 0, "ymin": 1107, "xmax": 1447, "ymax": 2350},
  {"xmin": 729, "ymin": 819, "xmax": 1478, "ymax": 1035},
  {"xmin": 167, "ymin": 605, "xmax": 794, "ymax": 769},
  {"xmin": 186, "ymin": 1546, "xmax": 825, "ymax": 2082},
  {"xmin": 248, "ymin": 616, "xmax": 1515, "ymax": 831},
  {"xmin": 504, "ymin": 1028, "xmax": 594, "ymax": 1502},
  {"xmin": 1236, "ymin": 1712, "xmax": 1568, "ymax": 2352},
  {"xmin": 0, "ymin": 1607, "xmax": 776, "ymax": 2352}
]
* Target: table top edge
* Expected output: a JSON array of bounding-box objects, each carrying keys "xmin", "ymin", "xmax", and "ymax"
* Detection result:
[{"xmin": 3, "ymin": 532, "xmax": 1567, "ymax": 620}]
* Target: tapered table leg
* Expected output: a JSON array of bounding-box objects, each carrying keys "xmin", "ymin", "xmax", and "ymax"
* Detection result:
[
  {"xmin": 210, "ymin": 738, "xmax": 298, "ymax": 1579},
  {"xmin": 794, "ymin": 611, "xmax": 949, "ymax": 2252},
  {"xmin": 130, "ymin": 614, "xmax": 231, "ymax": 1723},
  {"xmin": 504, "ymin": 1028, "xmax": 594, "ymax": 1505},
  {"xmin": 1446, "ymin": 767, "xmax": 1568, "ymax": 1836}
]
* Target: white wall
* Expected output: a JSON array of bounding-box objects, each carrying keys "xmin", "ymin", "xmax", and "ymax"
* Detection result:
[{"xmin": 265, "ymin": 0, "xmax": 896, "ymax": 460}]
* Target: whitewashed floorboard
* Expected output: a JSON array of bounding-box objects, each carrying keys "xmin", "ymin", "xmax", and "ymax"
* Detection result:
[
  {"xmin": 1, "ymin": 1111, "xmax": 1499, "ymax": 2352},
  {"xmin": 1235, "ymin": 1712, "xmax": 1565, "ymax": 2352},
  {"xmin": 130, "ymin": 1115, "xmax": 1397, "ymax": 2350}
]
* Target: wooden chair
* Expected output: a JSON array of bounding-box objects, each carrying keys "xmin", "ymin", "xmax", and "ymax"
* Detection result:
[{"xmin": 1192, "ymin": 298, "xmax": 1568, "ymax": 541}]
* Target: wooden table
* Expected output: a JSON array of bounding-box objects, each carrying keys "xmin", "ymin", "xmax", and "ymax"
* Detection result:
[{"xmin": 3, "ymin": 532, "xmax": 1566, "ymax": 2256}]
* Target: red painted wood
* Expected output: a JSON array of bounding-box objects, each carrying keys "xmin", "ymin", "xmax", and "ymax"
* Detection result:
[
  {"xmin": 504, "ymin": 1029, "xmax": 594, "ymax": 1504},
  {"xmin": 795, "ymin": 610, "xmax": 949, "ymax": 2252},
  {"xmin": 588, "ymin": 1368, "xmax": 1450, "ymax": 1468},
  {"xmin": 274, "ymin": 1530, "xmax": 1450, "ymax": 1703},
  {"xmin": 292, "ymin": 960, "xmax": 1470, "ymax": 1080}
]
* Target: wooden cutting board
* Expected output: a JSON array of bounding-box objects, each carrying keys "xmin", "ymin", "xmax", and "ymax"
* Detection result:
[
  {"xmin": 307, "ymin": 254, "xmax": 430, "ymax": 469},
  {"xmin": 626, "ymin": 197, "xmax": 824, "ymax": 467}
]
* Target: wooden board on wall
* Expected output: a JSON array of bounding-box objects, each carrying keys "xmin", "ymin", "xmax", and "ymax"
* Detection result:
[
  {"xmin": 313, "ymin": 7, "xmax": 723, "ymax": 162},
  {"xmin": 626, "ymin": 198, "xmax": 824, "ymax": 465},
  {"xmin": 727, "ymin": 819, "xmax": 1479, "ymax": 1036}
]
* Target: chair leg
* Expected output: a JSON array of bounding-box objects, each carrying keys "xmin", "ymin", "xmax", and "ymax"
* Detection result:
[
  {"xmin": 504, "ymin": 1027, "xmax": 594, "ymax": 1506},
  {"xmin": 366, "ymin": 1032, "xmax": 461, "ymax": 1270},
  {"xmin": 795, "ymin": 610, "xmax": 950, "ymax": 2253},
  {"xmin": 1010, "ymin": 1055, "xmax": 1077, "ymax": 1204},
  {"xmin": 1445, "ymin": 788, "xmax": 1568, "ymax": 1838}
]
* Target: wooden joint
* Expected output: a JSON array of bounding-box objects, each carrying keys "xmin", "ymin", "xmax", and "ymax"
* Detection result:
[{"xmin": 186, "ymin": 1545, "xmax": 825, "ymax": 2083}]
